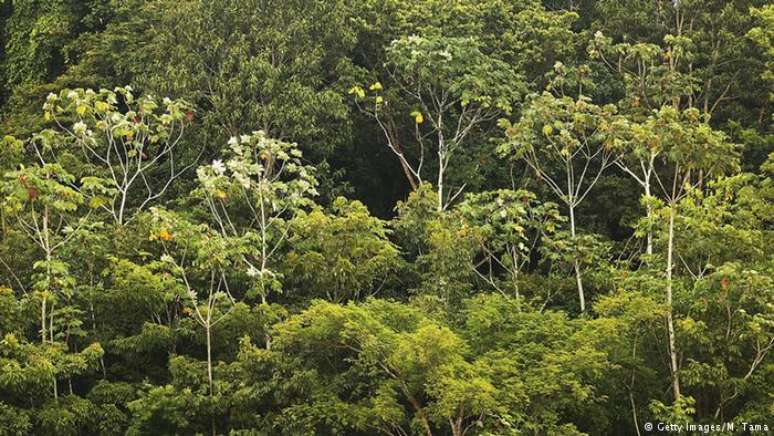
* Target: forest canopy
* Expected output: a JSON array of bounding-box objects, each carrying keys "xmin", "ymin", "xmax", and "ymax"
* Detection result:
[{"xmin": 0, "ymin": 0, "xmax": 772, "ymax": 435}]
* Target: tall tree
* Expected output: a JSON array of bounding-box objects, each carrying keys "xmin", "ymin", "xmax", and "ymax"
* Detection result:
[
  {"xmin": 353, "ymin": 35, "xmax": 522, "ymax": 210},
  {"xmin": 499, "ymin": 92, "xmax": 619, "ymax": 312},
  {"xmin": 195, "ymin": 131, "xmax": 318, "ymax": 304},
  {"xmin": 633, "ymin": 106, "xmax": 738, "ymax": 401},
  {"xmin": 42, "ymin": 87, "xmax": 194, "ymax": 225}
]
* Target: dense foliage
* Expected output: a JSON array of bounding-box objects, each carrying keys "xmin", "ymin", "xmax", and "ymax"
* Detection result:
[{"xmin": 0, "ymin": 1, "xmax": 772, "ymax": 435}]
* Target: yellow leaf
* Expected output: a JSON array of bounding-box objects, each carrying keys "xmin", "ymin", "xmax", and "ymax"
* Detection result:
[
  {"xmin": 76, "ymin": 105, "xmax": 87, "ymax": 116},
  {"xmin": 348, "ymin": 86, "xmax": 365, "ymax": 99},
  {"xmin": 158, "ymin": 229, "xmax": 172, "ymax": 241},
  {"xmin": 88, "ymin": 197, "xmax": 106, "ymax": 209},
  {"xmin": 542, "ymin": 125, "xmax": 553, "ymax": 136},
  {"xmin": 369, "ymin": 82, "xmax": 383, "ymax": 91}
]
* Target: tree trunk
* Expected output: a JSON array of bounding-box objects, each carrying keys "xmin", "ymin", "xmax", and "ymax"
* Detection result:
[
  {"xmin": 118, "ymin": 187, "xmax": 129, "ymax": 226},
  {"xmin": 644, "ymin": 178, "xmax": 653, "ymax": 256},
  {"xmin": 437, "ymin": 121, "xmax": 446, "ymax": 212},
  {"xmin": 41, "ymin": 296, "xmax": 47, "ymax": 344},
  {"xmin": 42, "ymin": 206, "xmax": 51, "ymax": 344},
  {"xmin": 49, "ymin": 300, "xmax": 55, "ymax": 343},
  {"xmin": 205, "ymin": 322, "xmax": 217, "ymax": 435},
  {"xmin": 511, "ymin": 247, "xmax": 520, "ymax": 302},
  {"xmin": 630, "ymin": 390, "xmax": 641, "ymax": 436},
  {"xmin": 629, "ymin": 338, "xmax": 641, "ymax": 436},
  {"xmin": 437, "ymin": 157, "xmax": 444, "ymax": 212},
  {"xmin": 206, "ymin": 323, "xmax": 214, "ymax": 396},
  {"xmin": 666, "ymin": 205, "xmax": 681, "ymax": 401},
  {"xmin": 385, "ymin": 117, "xmax": 418, "ymax": 191},
  {"xmin": 569, "ymin": 204, "xmax": 585, "ymax": 312},
  {"xmin": 407, "ymin": 395, "xmax": 433, "ymax": 436},
  {"xmin": 398, "ymin": 151, "xmax": 418, "ymax": 191},
  {"xmin": 450, "ymin": 415, "xmax": 463, "ymax": 436}
]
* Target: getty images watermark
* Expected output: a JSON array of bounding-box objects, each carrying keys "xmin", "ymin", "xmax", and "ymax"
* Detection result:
[{"xmin": 643, "ymin": 422, "xmax": 770, "ymax": 433}]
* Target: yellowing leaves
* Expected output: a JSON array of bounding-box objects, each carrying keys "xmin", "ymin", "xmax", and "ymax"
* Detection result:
[
  {"xmin": 369, "ymin": 82, "xmax": 383, "ymax": 91},
  {"xmin": 88, "ymin": 197, "xmax": 106, "ymax": 209},
  {"xmin": 542, "ymin": 125, "xmax": 554, "ymax": 136},
  {"xmin": 411, "ymin": 111, "xmax": 424, "ymax": 124},
  {"xmin": 348, "ymin": 86, "xmax": 366, "ymax": 99},
  {"xmin": 158, "ymin": 229, "xmax": 173, "ymax": 241},
  {"xmin": 95, "ymin": 101, "xmax": 110, "ymax": 113}
]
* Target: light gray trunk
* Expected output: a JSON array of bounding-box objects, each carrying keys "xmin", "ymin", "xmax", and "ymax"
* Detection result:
[
  {"xmin": 644, "ymin": 178, "xmax": 653, "ymax": 256},
  {"xmin": 569, "ymin": 204, "xmax": 585, "ymax": 312},
  {"xmin": 666, "ymin": 205, "xmax": 681, "ymax": 400}
]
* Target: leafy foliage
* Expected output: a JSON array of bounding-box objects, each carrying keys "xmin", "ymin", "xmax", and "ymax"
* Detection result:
[{"xmin": 0, "ymin": 1, "xmax": 771, "ymax": 435}]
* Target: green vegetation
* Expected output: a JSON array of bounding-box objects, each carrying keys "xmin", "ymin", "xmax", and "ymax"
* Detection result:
[{"xmin": 0, "ymin": 1, "xmax": 771, "ymax": 434}]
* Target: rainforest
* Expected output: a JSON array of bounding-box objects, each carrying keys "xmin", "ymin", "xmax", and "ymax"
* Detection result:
[{"xmin": 0, "ymin": 1, "xmax": 772, "ymax": 435}]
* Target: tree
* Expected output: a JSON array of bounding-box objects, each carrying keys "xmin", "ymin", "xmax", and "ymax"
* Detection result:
[
  {"xmin": 42, "ymin": 87, "xmax": 194, "ymax": 225},
  {"xmin": 353, "ymin": 35, "xmax": 522, "ymax": 210},
  {"xmin": 128, "ymin": 0, "xmax": 358, "ymax": 157},
  {"xmin": 670, "ymin": 173, "xmax": 773, "ymax": 420},
  {"xmin": 588, "ymin": 0, "xmax": 769, "ymax": 125},
  {"xmin": 147, "ymin": 208, "xmax": 237, "ymax": 411},
  {"xmin": 499, "ymin": 92, "xmax": 619, "ymax": 312},
  {"xmin": 0, "ymin": 0, "xmax": 112, "ymax": 102},
  {"xmin": 748, "ymin": 5, "xmax": 774, "ymax": 104},
  {"xmin": 195, "ymin": 131, "xmax": 318, "ymax": 304},
  {"xmin": 632, "ymin": 106, "xmax": 738, "ymax": 402},
  {"xmin": 283, "ymin": 197, "xmax": 401, "ymax": 303},
  {"xmin": 455, "ymin": 189, "xmax": 563, "ymax": 303},
  {"xmin": 273, "ymin": 299, "xmax": 453, "ymax": 436},
  {"xmin": 0, "ymin": 3, "xmax": 772, "ymax": 435},
  {"xmin": 1, "ymin": 160, "xmax": 96, "ymax": 345}
]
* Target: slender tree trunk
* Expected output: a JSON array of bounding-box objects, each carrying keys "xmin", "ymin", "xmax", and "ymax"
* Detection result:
[
  {"xmin": 437, "ymin": 123, "xmax": 445, "ymax": 212},
  {"xmin": 259, "ymin": 191, "xmax": 268, "ymax": 305},
  {"xmin": 49, "ymin": 301, "xmax": 55, "ymax": 343},
  {"xmin": 437, "ymin": 158, "xmax": 444, "ymax": 212},
  {"xmin": 118, "ymin": 189, "xmax": 128, "ymax": 226},
  {"xmin": 385, "ymin": 117, "xmax": 418, "ymax": 191},
  {"xmin": 630, "ymin": 337, "xmax": 641, "ymax": 436},
  {"xmin": 205, "ymin": 321, "xmax": 217, "ymax": 435},
  {"xmin": 666, "ymin": 205, "xmax": 681, "ymax": 401},
  {"xmin": 206, "ymin": 323, "xmax": 213, "ymax": 396},
  {"xmin": 630, "ymin": 391, "xmax": 641, "ymax": 436},
  {"xmin": 569, "ymin": 204, "xmax": 585, "ymax": 312},
  {"xmin": 41, "ymin": 296, "xmax": 47, "ymax": 343},
  {"xmin": 397, "ymin": 149, "xmax": 418, "ymax": 191},
  {"xmin": 644, "ymin": 178, "xmax": 653, "ymax": 256},
  {"xmin": 42, "ymin": 206, "xmax": 51, "ymax": 344},
  {"xmin": 510, "ymin": 247, "xmax": 520, "ymax": 303}
]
